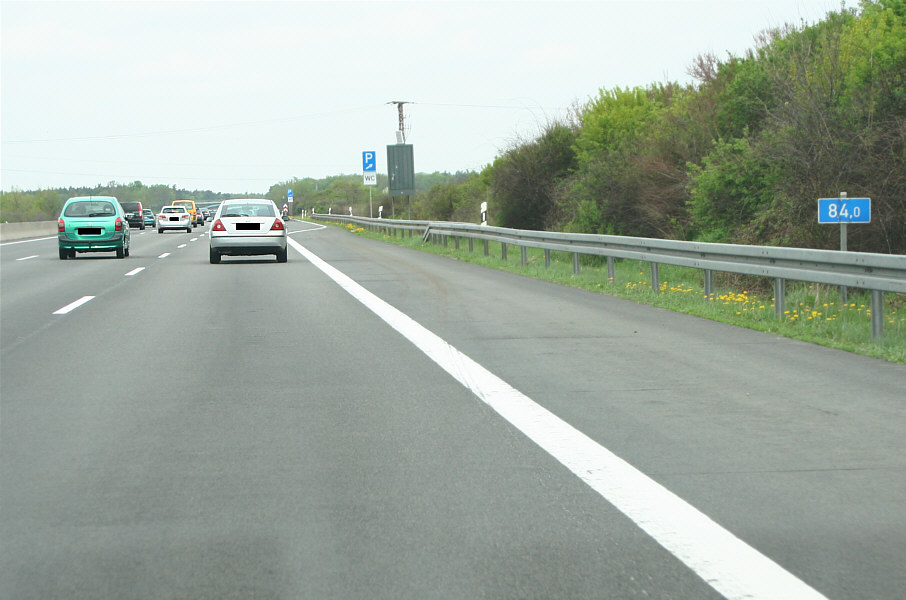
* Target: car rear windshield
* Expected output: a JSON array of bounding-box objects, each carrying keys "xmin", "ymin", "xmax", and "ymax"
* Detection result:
[
  {"xmin": 121, "ymin": 202, "xmax": 141, "ymax": 211},
  {"xmin": 64, "ymin": 201, "xmax": 116, "ymax": 217},
  {"xmin": 221, "ymin": 204, "xmax": 276, "ymax": 218},
  {"xmin": 162, "ymin": 207, "xmax": 186, "ymax": 214}
]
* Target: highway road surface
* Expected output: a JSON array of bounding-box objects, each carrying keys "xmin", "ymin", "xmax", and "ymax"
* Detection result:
[{"xmin": 2, "ymin": 221, "xmax": 904, "ymax": 599}]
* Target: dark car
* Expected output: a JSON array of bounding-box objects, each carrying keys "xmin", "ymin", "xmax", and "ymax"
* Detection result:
[{"xmin": 120, "ymin": 201, "xmax": 145, "ymax": 230}]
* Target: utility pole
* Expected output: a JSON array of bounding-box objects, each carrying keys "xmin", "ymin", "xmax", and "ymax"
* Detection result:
[{"xmin": 387, "ymin": 101, "xmax": 410, "ymax": 142}]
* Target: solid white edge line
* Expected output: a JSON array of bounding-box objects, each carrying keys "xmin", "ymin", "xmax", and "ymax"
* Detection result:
[
  {"xmin": 286, "ymin": 236, "xmax": 829, "ymax": 600},
  {"xmin": 125, "ymin": 267, "xmax": 145, "ymax": 276},
  {"xmin": 16, "ymin": 255, "xmax": 39, "ymax": 261},
  {"xmin": 0, "ymin": 236, "xmax": 56, "ymax": 246},
  {"xmin": 53, "ymin": 295, "xmax": 95, "ymax": 315},
  {"xmin": 159, "ymin": 253, "xmax": 170, "ymax": 258}
]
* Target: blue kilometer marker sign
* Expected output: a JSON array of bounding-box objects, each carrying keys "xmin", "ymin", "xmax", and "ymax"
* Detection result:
[{"xmin": 818, "ymin": 197, "xmax": 871, "ymax": 224}]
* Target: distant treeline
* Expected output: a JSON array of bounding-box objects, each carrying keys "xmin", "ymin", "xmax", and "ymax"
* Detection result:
[
  {"xmin": 0, "ymin": 182, "xmax": 257, "ymax": 222},
  {"xmin": 4, "ymin": 2, "xmax": 903, "ymax": 254}
]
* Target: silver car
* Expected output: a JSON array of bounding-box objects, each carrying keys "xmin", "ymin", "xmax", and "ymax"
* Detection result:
[
  {"xmin": 157, "ymin": 205, "xmax": 193, "ymax": 233},
  {"xmin": 209, "ymin": 199, "xmax": 287, "ymax": 263}
]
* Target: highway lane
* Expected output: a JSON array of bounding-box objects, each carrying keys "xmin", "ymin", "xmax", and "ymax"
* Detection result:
[
  {"xmin": 1, "ymin": 227, "xmax": 208, "ymax": 355},
  {"xmin": 1, "ymin": 222, "xmax": 904, "ymax": 599}
]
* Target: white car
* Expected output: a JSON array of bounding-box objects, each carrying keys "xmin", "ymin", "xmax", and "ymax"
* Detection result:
[
  {"xmin": 209, "ymin": 199, "xmax": 287, "ymax": 263},
  {"xmin": 157, "ymin": 205, "xmax": 192, "ymax": 233}
]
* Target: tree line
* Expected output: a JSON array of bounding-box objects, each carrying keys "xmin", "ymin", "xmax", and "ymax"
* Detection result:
[
  {"xmin": 0, "ymin": 181, "xmax": 249, "ymax": 223},
  {"xmin": 408, "ymin": 0, "xmax": 905, "ymax": 254}
]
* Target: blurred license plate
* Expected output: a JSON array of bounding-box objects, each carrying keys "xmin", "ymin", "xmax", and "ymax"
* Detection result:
[
  {"xmin": 169, "ymin": 217, "xmax": 180, "ymax": 221},
  {"xmin": 236, "ymin": 223, "xmax": 260, "ymax": 231},
  {"xmin": 78, "ymin": 228, "xmax": 102, "ymax": 235}
]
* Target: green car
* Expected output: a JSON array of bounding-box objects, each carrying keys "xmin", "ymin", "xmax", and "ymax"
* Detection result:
[{"xmin": 57, "ymin": 196, "xmax": 131, "ymax": 260}]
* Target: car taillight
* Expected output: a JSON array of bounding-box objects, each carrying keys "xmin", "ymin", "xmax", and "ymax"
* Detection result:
[
  {"xmin": 58, "ymin": 219, "xmax": 65, "ymax": 232},
  {"xmin": 270, "ymin": 218, "xmax": 285, "ymax": 231},
  {"xmin": 212, "ymin": 219, "xmax": 226, "ymax": 231},
  {"xmin": 115, "ymin": 217, "xmax": 123, "ymax": 231}
]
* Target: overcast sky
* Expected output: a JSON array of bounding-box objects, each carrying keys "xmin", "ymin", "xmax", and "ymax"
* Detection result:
[{"xmin": 1, "ymin": 0, "xmax": 855, "ymax": 194}]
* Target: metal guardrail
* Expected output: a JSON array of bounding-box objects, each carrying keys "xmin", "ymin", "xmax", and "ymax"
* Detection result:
[{"xmin": 311, "ymin": 213, "xmax": 906, "ymax": 340}]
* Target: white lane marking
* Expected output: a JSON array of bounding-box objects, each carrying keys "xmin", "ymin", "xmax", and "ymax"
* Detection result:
[
  {"xmin": 0, "ymin": 236, "xmax": 56, "ymax": 246},
  {"xmin": 287, "ymin": 222, "xmax": 326, "ymax": 234},
  {"xmin": 159, "ymin": 252, "xmax": 171, "ymax": 258},
  {"xmin": 190, "ymin": 237, "xmax": 198, "ymax": 242},
  {"xmin": 287, "ymin": 236, "xmax": 828, "ymax": 600},
  {"xmin": 53, "ymin": 295, "xmax": 95, "ymax": 315},
  {"xmin": 16, "ymin": 255, "xmax": 39, "ymax": 261},
  {"xmin": 177, "ymin": 244, "xmax": 187, "ymax": 248},
  {"xmin": 125, "ymin": 267, "xmax": 145, "ymax": 276}
]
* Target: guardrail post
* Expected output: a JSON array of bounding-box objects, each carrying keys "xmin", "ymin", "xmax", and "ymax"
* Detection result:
[
  {"xmin": 545, "ymin": 249, "xmax": 551, "ymax": 268},
  {"xmin": 650, "ymin": 263, "xmax": 660, "ymax": 293},
  {"xmin": 443, "ymin": 235, "xmax": 448, "ymax": 248},
  {"xmin": 502, "ymin": 243, "xmax": 508, "ymax": 261},
  {"xmin": 774, "ymin": 278, "xmax": 786, "ymax": 318},
  {"xmin": 484, "ymin": 240, "xmax": 489, "ymax": 256},
  {"xmin": 469, "ymin": 237, "xmax": 474, "ymax": 253},
  {"xmin": 871, "ymin": 290, "xmax": 884, "ymax": 341},
  {"xmin": 607, "ymin": 257, "xmax": 615, "ymax": 283},
  {"xmin": 454, "ymin": 237, "xmax": 460, "ymax": 250},
  {"xmin": 704, "ymin": 270, "xmax": 714, "ymax": 299},
  {"xmin": 521, "ymin": 246, "xmax": 527, "ymax": 266},
  {"xmin": 573, "ymin": 253, "xmax": 580, "ymax": 275}
]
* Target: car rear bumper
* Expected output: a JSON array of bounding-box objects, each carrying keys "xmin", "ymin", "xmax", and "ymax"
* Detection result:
[
  {"xmin": 59, "ymin": 232, "xmax": 125, "ymax": 250},
  {"xmin": 210, "ymin": 235, "xmax": 286, "ymax": 255}
]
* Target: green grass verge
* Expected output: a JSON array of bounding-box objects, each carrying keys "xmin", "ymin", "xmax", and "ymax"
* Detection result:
[{"xmin": 328, "ymin": 221, "xmax": 906, "ymax": 364}]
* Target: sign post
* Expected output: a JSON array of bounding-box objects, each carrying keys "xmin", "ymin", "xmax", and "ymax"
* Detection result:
[
  {"xmin": 286, "ymin": 188, "xmax": 294, "ymax": 218},
  {"xmin": 363, "ymin": 151, "xmax": 377, "ymax": 217},
  {"xmin": 818, "ymin": 192, "xmax": 871, "ymax": 304}
]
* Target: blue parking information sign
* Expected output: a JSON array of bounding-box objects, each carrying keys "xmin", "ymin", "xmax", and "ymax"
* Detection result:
[
  {"xmin": 818, "ymin": 197, "xmax": 870, "ymax": 224},
  {"xmin": 362, "ymin": 151, "xmax": 376, "ymax": 172}
]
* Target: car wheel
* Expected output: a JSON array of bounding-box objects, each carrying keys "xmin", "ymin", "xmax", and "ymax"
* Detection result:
[
  {"xmin": 140, "ymin": 223, "xmax": 145, "ymax": 230},
  {"xmin": 209, "ymin": 248, "xmax": 221, "ymax": 264},
  {"xmin": 124, "ymin": 242, "xmax": 130, "ymax": 257},
  {"xmin": 276, "ymin": 247, "xmax": 287, "ymax": 263},
  {"xmin": 116, "ymin": 245, "xmax": 125, "ymax": 259},
  {"xmin": 59, "ymin": 247, "xmax": 68, "ymax": 260},
  {"xmin": 187, "ymin": 226, "xmax": 192, "ymax": 233},
  {"xmin": 158, "ymin": 228, "xmax": 163, "ymax": 233}
]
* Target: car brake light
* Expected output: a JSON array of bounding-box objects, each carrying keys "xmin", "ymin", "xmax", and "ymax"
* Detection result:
[
  {"xmin": 212, "ymin": 219, "xmax": 226, "ymax": 231},
  {"xmin": 115, "ymin": 217, "xmax": 123, "ymax": 231},
  {"xmin": 58, "ymin": 219, "xmax": 65, "ymax": 232},
  {"xmin": 271, "ymin": 218, "xmax": 285, "ymax": 231}
]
